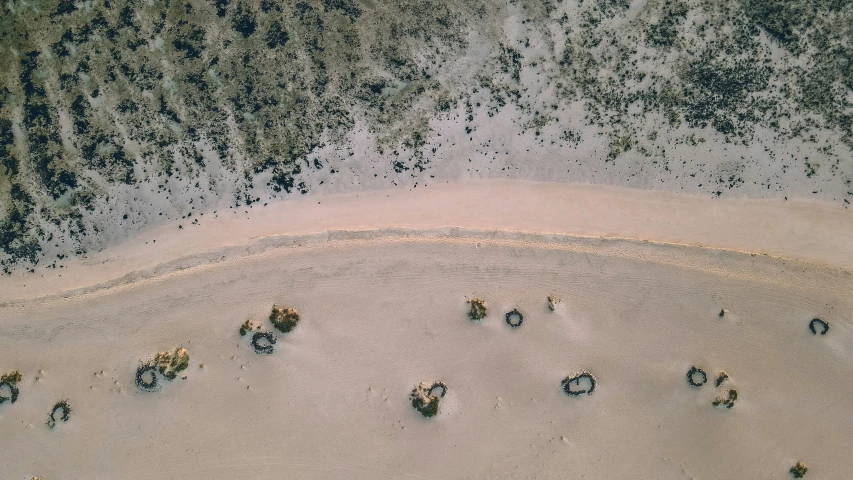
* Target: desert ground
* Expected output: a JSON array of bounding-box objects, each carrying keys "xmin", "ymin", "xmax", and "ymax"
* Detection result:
[{"xmin": 1, "ymin": 181, "xmax": 851, "ymax": 479}]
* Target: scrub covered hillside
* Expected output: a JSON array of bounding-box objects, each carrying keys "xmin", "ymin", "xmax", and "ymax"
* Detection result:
[{"xmin": 1, "ymin": 0, "xmax": 851, "ymax": 271}]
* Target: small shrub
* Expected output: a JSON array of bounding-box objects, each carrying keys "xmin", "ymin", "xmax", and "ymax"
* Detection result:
[
  {"xmin": 251, "ymin": 331, "xmax": 277, "ymax": 354},
  {"xmin": 715, "ymin": 371, "xmax": 729, "ymax": 387},
  {"xmin": 561, "ymin": 371, "xmax": 596, "ymax": 396},
  {"xmin": 46, "ymin": 399, "xmax": 71, "ymax": 429},
  {"xmin": 1, "ymin": 370, "xmax": 22, "ymax": 384},
  {"xmin": 809, "ymin": 318, "xmax": 829, "ymax": 335},
  {"xmin": 712, "ymin": 388, "xmax": 738, "ymax": 408},
  {"xmin": 270, "ymin": 306, "xmax": 300, "ymax": 333},
  {"xmin": 0, "ymin": 370, "xmax": 22, "ymax": 404},
  {"xmin": 686, "ymin": 366, "xmax": 707, "ymax": 387},
  {"xmin": 467, "ymin": 299, "xmax": 487, "ymax": 321},
  {"xmin": 505, "ymin": 309, "xmax": 524, "ymax": 328},
  {"xmin": 547, "ymin": 296, "xmax": 560, "ymax": 311},
  {"xmin": 410, "ymin": 381, "xmax": 447, "ymax": 417},
  {"xmin": 790, "ymin": 461, "xmax": 808, "ymax": 478},
  {"xmin": 135, "ymin": 363, "xmax": 159, "ymax": 391},
  {"xmin": 239, "ymin": 319, "xmax": 258, "ymax": 336},
  {"xmin": 155, "ymin": 347, "xmax": 190, "ymax": 380}
]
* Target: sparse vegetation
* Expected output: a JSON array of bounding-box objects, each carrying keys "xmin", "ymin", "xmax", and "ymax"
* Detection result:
[
  {"xmin": 687, "ymin": 366, "xmax": 707, "ymax": 387},
  {"xmin": 136, "ymin": 347, "xmax": 189, "ymax": 390},
  {"xmin": 467, "ymin": 299, "xmax": 487, "ymax": 321},
  {"xmin": 239, "ymin": 319, "xmax": 258, "ymax": 337},
  {"xmin": 790, "ymin": 461, "xmax": 808, "ymax": 478},
  {"xmin": 46, "ymin": 399, "xmax": 72, "ymax": 429},
  {"xmin": 561, "ymin": 371, "xmax": 596, "ymax": 396},
  {"xmin": 251, "ymin": 331, "xmax": 277, "ymax": 355},
  {"xmin": 809, "ymin": 318, "xmax": 829, "ymax": 335},
  {"xmin": 0, "ymin": 370, "xmax": 22, "ymax": 404},
  {"xmin": 547, "ymin": 296, "xmax": 560, "ymax": 311},
  {"xmin": 135, "ymin": 363, "xmax": 159, "ymax": 391},
  {"xmin": 2, "ymin": 0, "xmax": 852, "ymax": 271},
  {"xmin": 1, "ymin": 370, "xmax": 22, "ymax": 384},
  {"xmin": 270, "ymin": 306, "xmax": 300, "ymax": 333},
  {"xmin": 505, "ymin": 308, "xmax": 523, "ymax": 328},
  {"xmin": 410, "ymin": 381, "xmax": 447, "ymax": 418},
  {"xmin": 715, "ymin": 371, "xmax": 729, "ymax": 387},
  {"xmin": 154, "ymin": 347, "xmax": 190, "ymax": 380},
  {"xmin": 712, "ymin": 388, "xmax": 739, "ymax": 408}
]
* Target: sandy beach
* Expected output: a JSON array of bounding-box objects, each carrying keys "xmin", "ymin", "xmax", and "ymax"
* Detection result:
[
  {"xmin": 1, "ymin": 181, "xmax": 851, "ymax": 479},
  {"xmin": 3, "ymin": 0, "xmax": 853, "ymax": 477}
]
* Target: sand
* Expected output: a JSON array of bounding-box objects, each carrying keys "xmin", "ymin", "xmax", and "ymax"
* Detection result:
[{"xmin": 1, "ymin": 181, "xmax": 852, "ymax": 479}]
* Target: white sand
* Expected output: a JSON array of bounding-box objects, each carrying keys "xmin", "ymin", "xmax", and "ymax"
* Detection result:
[{"xmin": 1, "ymin": 181, "xmax": 852, "ymax": 479}]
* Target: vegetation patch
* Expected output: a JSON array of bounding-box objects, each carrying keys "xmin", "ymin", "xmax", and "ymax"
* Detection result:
[
  {"xmin": 712, "ymin": 388, "xmax": 738, "ymax": 409},
  {"xmin": 251, "ymin": 331, "xmax": 277, "ymax": 355},
  {"xmin": 410, "ymin": 381, "xmax": 447, "ymax": 418},
  {"xmin": 0, "ymin": 370, "xmax": 22, "ymax": 404},
  {"xmin": 505, "ymin": 308, "xmax": 523, "ymax": 328},
  {"xmin": 790, "ymin": 461, "xmax": 808, "ymax": 478},
  {"xmin": 467, "ymin": 299, "xmax": 487, "ymax": 321},
  {"xmin": 135, "ymin": 363, "xmax": 159, "ymax": 391},
  {"xmin": 269, "ymin": 306, "xmax": 300, "ymax": 333},
  {"xmin": 686, "ymin": 366, "xmax": 707, "ymax": 387},
  {"xmin": 561, "ymin": 371, "xmax": 596, "ymax": 396},
  {"xmin": 547, "ymin": 296, "xmax": 560, "ymax": 312},
  {"xmin": 809, "ymin": 318, "xmax": 829, "ymax": 335},
  {"xmin": 136, "ymin": 347, "xmax": 190, "ymax": 391},
  {"xmin": 239, "ymin": 318, "xmax": 259, "ymax": 337},
  {"xmin": 154, "ymin": 347, "xmax": 190, "ymax": 380},
  {"xmin": 46, "ymin": 400, "xmax": 72, "ymax": 429}
]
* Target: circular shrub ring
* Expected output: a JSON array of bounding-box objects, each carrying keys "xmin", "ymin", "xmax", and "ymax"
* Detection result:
[
  {"xmin": 561, "ymin": 372, "xmax": 596, "ymax": 396},
  {"xmin": 251, "ymin": 331, "xmax": 277, "ymax": 354},
  {"xmin": 0, "ymin": 381, "xmax": 19, "ymax": 404},
  {"xmin": 686, "ymin": 366, "xmax": 707, "ymax": 387},
  {"xmin": 47, "ymin": 400, "xmax": 71, "ymax": 429},
  {"xmin": 428, "ymin": 382, "xmax": 447, "ymax": 398},
  {"xmin": 135, "ymin": 363, "xmax": 159, "ymax": 391},
  {"xmin": 809, "ymin": 318, "xmax": 829, "ymax": 335},
  {"xmin": 505, "ymin": 309, "xmax": 523, "ymax": 328}
]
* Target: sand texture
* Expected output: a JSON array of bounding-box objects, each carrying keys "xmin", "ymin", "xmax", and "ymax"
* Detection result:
[{"xmin": 1, "ymin": 204, "xmax": 851, "ymax": 478}]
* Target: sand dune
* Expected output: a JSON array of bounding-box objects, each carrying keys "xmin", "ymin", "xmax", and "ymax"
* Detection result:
[{"xmin": 1, "ymin": 215, "xmax": 852, "ymax": 479}]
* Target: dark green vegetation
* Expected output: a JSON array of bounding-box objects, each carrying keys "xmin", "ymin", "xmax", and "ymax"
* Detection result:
[
  {"xmin": 712, "ymin": 387, "xmax": 738, "ymax": 408},
  {"xmin": 239, "ymin": 318, "xmax": 258, "ymax": 336},
  {"xmin": 251, "ymin": 331, "xmax": 277, "ymax": 354},
  {"xmin": 154, "ymin": 347, "xmax": 190, "ymax": 380},
  {"xmin": 0, "ymin": 370, "xmax": 22, "ymax": 404},
  {"xmin": 1, "ymin": 0, "xmax": 851, "ymax": 270},
  {"xmin": 809, "ymin": 318, "xmax": 829, "ymax": 335},
  {"xmin": 714, "ymin": 370, "xmax": 729, "ymax": 387},
  {"xmin": 269, "ymin": 305, "xmax": 300, "ymax": 333},
  {"xmin": 467, "ymin": 298, "xmax": 487, "ymax": 321},
  {"xmin": 46, "ymin": 399, "xmax": 72, "ymax": 429},
  {"xmin": 686, "ymin": 366, "xmax": 707, "ymax": 387},
  {"xmin": 410, "ymin": 381, "xmax": 446, "ymax": 417},
  {"xmin": 790, "ymin": 461, "xmax": 808, "ymax": 478},
  {"xmin": 561, "ymin": 371, "xmax": 596, "ymax": 396}
]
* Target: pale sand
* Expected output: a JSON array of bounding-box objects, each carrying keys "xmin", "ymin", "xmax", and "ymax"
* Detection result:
[
  {"xmin": 1, "ymin": 182, "xmax": 852, "ymax": 479},
  {"xmin": 4, "ymin": 180, "xmax": 853, "ymax": 302}
]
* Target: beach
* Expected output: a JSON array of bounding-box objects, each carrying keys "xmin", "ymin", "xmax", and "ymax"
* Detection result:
[{"xmin": 1, "ymin": 182, "xmax": 851, "ymax": 479}]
